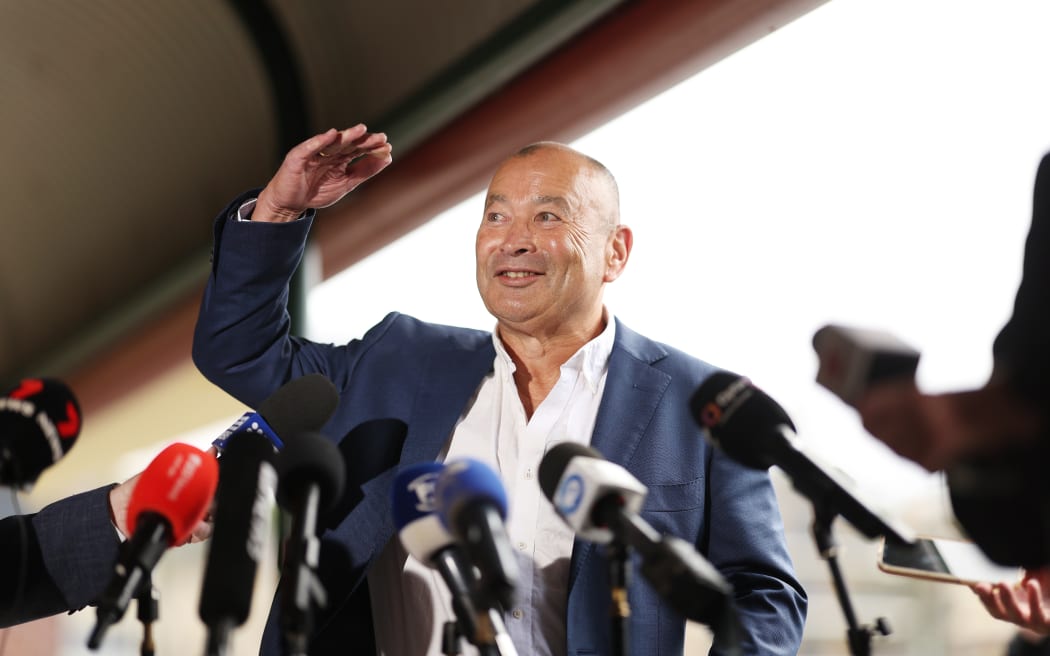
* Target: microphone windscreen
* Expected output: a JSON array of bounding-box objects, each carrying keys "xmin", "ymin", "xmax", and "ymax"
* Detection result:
[
  {"xmin": 200, "ymin": 432, "xmax": 277, "ymax": 626},
  {"xmin": 128, "ymin": 442, "xmax": 219, "ymax": 545},
  {"xmin": 689, "ymin": 371, "xmax": 794, "ymax": 470},
  {"xmin": 434, "ymin": 458, "xmax": 507, "ymax": 529},
  {"xmin": 258, "ymin": 374, "xmax": 339, "ymax": 438},
  {"xmin": 276, "ymin": 431, "xmax": 345, "ymax": 513},
  {"xmin": 538, "ymin": 442, "xmax": 601, "ymax": 501},
  {"xmin": 390, "ymin": 462, "xmax": 455, "ymax": 563},
  {"xmin": 0, "ymin": 378, "xmax": 82, "ymax": 485}
]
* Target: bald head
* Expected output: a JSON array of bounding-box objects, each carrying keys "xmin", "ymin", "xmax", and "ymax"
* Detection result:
[{"xmin": 501, "ymin": 142, "xmax": 621, "ymax": 230}]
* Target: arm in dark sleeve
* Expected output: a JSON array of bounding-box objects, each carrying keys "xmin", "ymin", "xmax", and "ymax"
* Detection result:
[
  {"xmin": 0, "ymin": 485, "xmax": 120, "ymax": 627},
  {"xmin": 993, "ymin": 153, "xmax": 1050, "ymax": 407},
  {"xmin": 191, "ymin": 190, "xmax": 320, "ymax": 406},
  {"xmin": 704, "ymin": 450, "xmax": 808, "ymax": 655}
]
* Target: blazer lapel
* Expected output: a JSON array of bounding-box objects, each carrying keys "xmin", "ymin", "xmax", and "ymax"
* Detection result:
[
  {"xmin": 568, "ymin": 320, "xmax": 670, "ymax": 590},
  {"xmin": 401, "ymin": 336, "xmax": 496, "ymax": 465}
]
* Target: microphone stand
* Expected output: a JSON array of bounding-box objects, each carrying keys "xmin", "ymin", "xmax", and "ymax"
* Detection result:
[
  {"xmin": 605, "ymin": 540, "xmax": 630, "ymax": 656},
  {"xmin": 135, "ymin": 574, "xmax": 159, "ymax": 656},
  {"xmin": 810, "ymin": 503, "xmax": 891, "ymax": 656},
  {"xmin": 442, "ymin": 621, "xmax": 462, "ymax": 655}
]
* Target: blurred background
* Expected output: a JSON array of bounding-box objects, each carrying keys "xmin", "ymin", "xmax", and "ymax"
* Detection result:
[{"xmin": 2, "ymin": 0, "xmax": 1049, "ymax": 654}]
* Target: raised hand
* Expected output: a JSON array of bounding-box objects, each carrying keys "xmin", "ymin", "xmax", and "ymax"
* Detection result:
[{"xmin": 253, "ymin": 125, "xmax": 393, "ymax": 223}]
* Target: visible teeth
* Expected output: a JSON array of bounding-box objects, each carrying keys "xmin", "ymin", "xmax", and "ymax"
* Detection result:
[{"xmin": 503, "ymin": 271, "xmax": 533, "ymax": 278}]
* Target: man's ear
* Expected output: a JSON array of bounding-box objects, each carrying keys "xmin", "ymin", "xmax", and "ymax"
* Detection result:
[{"xmin": 603, "ymin": 225, "xmax": 633, "ymax": 283}]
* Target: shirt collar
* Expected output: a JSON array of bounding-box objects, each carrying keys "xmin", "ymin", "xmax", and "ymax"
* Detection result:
[{"xmin": 490, "ymin": 309, "xmax": 617, "ymax": 394}]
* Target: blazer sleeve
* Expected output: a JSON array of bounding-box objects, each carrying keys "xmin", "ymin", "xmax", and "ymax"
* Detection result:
[
  {"xmin": 704, "ymin": 449, "xmax": 808, "ymax": 654},
  {"xmin": 192, "ymin": 190, "xmax": 323, "ymax": 407},
  {"xmin": 0, "ymin": 485, "xmax": 120, "ymax": 627}
]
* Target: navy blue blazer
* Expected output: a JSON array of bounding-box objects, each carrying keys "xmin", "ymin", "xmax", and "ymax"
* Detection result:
[{"xmin": 193, "ymin": 191, "xmax": 807, "ymax": 655}]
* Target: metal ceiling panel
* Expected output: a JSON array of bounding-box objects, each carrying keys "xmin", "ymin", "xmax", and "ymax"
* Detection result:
[{"xmin": 0, "ymin": 0, "xmax": 622, "ymax": 385}]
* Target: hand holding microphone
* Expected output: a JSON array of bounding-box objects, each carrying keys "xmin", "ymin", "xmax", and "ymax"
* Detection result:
[{"xmin": 89, "ymin": 442, "xmax": 219, "ymax": 649}]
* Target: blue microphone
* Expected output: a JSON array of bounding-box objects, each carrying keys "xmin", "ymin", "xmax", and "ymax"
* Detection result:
[
  {"xmin": 212, "ymin": 412, "xmax": 283, "ymax": 452},
  {"xmin": 392, "ymin": 464, "xmax": 480, "ymax": 648},
  {"xmin": 392, "ymin": 463, "xmax": 518, "ymax": 656},
  {"xmin": 391, "ymin": 463, "xmax": 448, "ymax": 557},
  {"xmin": 434, "ymin": 459, "xmax": 518, "ymax": 612}
]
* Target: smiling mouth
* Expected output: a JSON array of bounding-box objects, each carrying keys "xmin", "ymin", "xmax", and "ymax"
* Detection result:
[{"xmin": 500, "ymin": 271, "xmax": 540, "ymax": 279}]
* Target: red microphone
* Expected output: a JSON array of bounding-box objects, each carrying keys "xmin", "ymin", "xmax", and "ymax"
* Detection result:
[{"xmin": 89, "ymin": 443, "xmax": 218, "ymax": 649}]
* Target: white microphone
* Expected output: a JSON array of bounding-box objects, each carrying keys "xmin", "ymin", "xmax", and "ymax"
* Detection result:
[
  {"xmin": 538, "ymin": 442, "xmax": 735, "ymax": 629},
  {"xmin": 542, "ymin": 449, "xmax": 646, "ymax": 544}
]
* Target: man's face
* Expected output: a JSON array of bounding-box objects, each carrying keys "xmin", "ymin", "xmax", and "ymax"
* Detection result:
[{"xmin": 475, "ymin": 146, "xmax": 628, "ymax": 337}]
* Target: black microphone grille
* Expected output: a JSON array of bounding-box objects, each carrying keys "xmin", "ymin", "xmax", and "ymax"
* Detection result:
[
  {"xmin": 258, "ymin": 374, "xmax": 339, "ymax": 439},
  {"xmin": 689, "ymin": 371, "xmax": 794, "ymax": 471},
  {"xmin": 0, "ymin": 378, "xmax": 82, "ymax": 486},
  {"xmin": 276, "ymin": 431, "xmax": 345, "ymax": 513},
  {"xmin": 538, "ymin": 442, "xmax": 601, "ymax": 500}
]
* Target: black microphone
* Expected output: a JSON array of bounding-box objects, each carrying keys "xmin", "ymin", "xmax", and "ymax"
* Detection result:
[
  {"xmin": 199, "ymin": 374, "xmax": 339, "ymax": 656},
  {"xmin": 538, "ymin": 443, "xmax": 735, "ymax": 628},
  {"xmin": 275, "ymin": 430, "xmax": 345, "ymax": 656},
  {"xmin": 0, "ymin": 378, "xmax": 82, "ymax": 487},
  {"xmin": 690, "ymin": 371, "xmax": 915, "ymax": 543},
  {"xmin": 433, "ymin": 458, "xmax": 519, "ymax": 613},
  {"xmin": 89, "ymin": 443, "xmax": 219, "ymax": 649}
]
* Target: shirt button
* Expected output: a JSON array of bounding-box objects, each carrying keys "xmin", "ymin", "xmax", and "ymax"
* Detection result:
[
  {"xmin": 512, "ymin": 609, "xmax": 524, "ymax": 620},
  {"xmin": 524, "ymin": 469, "xmax": 533, "ymax": 479},
  {"xmin": 517, "ymin": 542, "xmax": 527, "ymax": 551}
]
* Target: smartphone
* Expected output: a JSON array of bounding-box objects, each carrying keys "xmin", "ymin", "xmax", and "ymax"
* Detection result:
[
  {"xmin": 812, "ymin": 324, "xmax": 921, "ymax": 405},
  {"xmin": 877, "ymin": 536, "xmax": 1021, "ymax": 585}
]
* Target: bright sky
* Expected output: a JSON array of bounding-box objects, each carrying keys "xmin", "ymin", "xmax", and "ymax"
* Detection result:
[{"xmin": 309, "ymin": 0, "xmax": 1050, "ymax": 513}]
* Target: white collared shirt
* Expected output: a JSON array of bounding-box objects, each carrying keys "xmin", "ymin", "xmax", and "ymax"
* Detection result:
[{"xmin": 370, "ymin": 316, "xmax": 616, "ymax": 656}]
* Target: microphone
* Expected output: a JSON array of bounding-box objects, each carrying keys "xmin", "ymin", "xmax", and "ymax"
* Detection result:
[
  {"xmin": 199, "ymin": 433, "xmax": 278, "ymax": 656},
  {"xmin": 391, "ymin": 463, "xmax": 517, "ymax": 656},
  {"xmin": 211, "ymin": 373, "xmax": 339, "ymax": 452},
  {"xmin": 689, "ymin": 371, "xmax": 915, "ymax": 543},
  {"xmin": 538, "ymin": 443, "xmax": 735, "ymax": 627},
  {"xmin": 433, "ymin": 458, "xmax": 519, "ymax": 612},
  {"xmin": 812, "ymin": 324, "xmax": 920, "ymax": 405},
  {"xmin": 275, "ymin": 431, "xmax": 345, "ymax": 656},
  {"xmin": 0, "ymin": 378, "xmax": 81, "ymax": 487},
  {"xmin": 89, "ymin": 442, "xmax": 218, "ymax": 649},
  {"xmin": 199, "ymin": 374, "xmax": 339, "ymax": 655}
]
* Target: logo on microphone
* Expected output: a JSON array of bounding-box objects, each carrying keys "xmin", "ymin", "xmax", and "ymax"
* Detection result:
[
  {"xmin": 554, "ymin": 474, "xmax": 584, "ymax": 516},
  {"xmin": 700, "ymin": 376, "xmax": 753, "ymax": 427},
  {"xmin": 8, "ymin": 379, "xmax": 43, "ymax": 400},
  {"xmin": 698, "ymin": 402, "xmax": 721, "ymax": 427},
  {"xmin": 407, "ymin": 471, "xmax": 440, "ymax": 512}
]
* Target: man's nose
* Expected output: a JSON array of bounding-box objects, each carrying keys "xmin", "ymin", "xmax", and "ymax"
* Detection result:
[{"xmin": 500, "ymin": 217, "xmax": 535, "ymax": 254}]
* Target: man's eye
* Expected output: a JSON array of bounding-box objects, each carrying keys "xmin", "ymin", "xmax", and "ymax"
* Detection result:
[
  {"xmin": 487, "ymin": 212, "xmax": 504, "ymax": 222},
  {"xmin": 537, "ymin": 212, "xmax": 559, "ymax": 222}
]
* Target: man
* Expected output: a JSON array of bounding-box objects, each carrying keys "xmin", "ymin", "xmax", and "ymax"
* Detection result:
[{"xmin": 193, "ymin": 125, "xmax": 807, "ymax": 655}]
